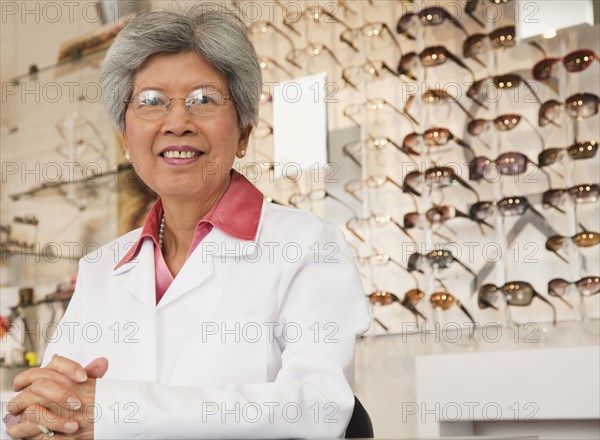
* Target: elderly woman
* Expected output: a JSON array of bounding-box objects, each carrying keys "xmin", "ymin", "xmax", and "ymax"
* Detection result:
[{"xmin": 3, "ymin": 5, "xmax": 370, "ymax": 440}]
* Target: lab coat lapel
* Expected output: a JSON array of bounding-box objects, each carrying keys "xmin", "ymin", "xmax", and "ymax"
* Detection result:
[
  {"xmin": 156, "ymin": 227, "xmax": 260, "ymax": 309},
  {"xmin": 111, "ymin": 240, "xmax": 156, "ymax": 307}
]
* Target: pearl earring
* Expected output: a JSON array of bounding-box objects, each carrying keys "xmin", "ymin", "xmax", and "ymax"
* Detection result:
[
  {"xmin": 239, "ymin": 150, "xmax": 246, "ymax": 157},
  {"xmin": 125, "ymin": 152, "xmax": 130, "ymax": 161}
]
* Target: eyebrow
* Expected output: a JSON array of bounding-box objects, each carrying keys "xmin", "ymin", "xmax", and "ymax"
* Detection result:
[{"xmin": 133, "ymin": 82, "xmax": 227, "ymax": 94}]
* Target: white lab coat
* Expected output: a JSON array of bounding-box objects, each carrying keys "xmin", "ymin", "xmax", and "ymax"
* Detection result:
[{"xmin": 21, "ymin": 202, "xmax": 371, "ymax": 439}]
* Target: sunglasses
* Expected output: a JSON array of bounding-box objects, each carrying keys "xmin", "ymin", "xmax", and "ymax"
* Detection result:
[
  {"xmin": 341, "ymin": 22, "xmax": 401, "ymax": 53},
  {"xmin": 398, "ymin": 46, "xmax": 474, "ymax": 80},
  {"xmin": 468, "ymin": 73, "xmax": 542, "ymax": 109},
  {"xmin": 430, "ymin": 291, "xmax": 476, "ymax": 324},
  {"xmin": 342, "ymin": 59, "xmax": 399, "ymax": 91},
  {"xmin": 546, "ymin": 231, "xmax": 600, "ymax": 264},
  {"xmin": 465, "ymin": 0, "xmax": 512, "ymax": 28},
  {"xmin": 542, "ymin": 183, "xmax": 599, "ymax": 214},
  {"xmin": 404, "ymin": 204, "xmax": 493, "ymax": 238},
  {"xmin": 548, "ymin": 276, "xmax": 600, "ymax": 309},
  {"xmin": 533, "ymin": 49, "xmax": 598, "ymax": 81},
  {"xmin": 470, "ymin": 196, "xmax": 547, "ymax": 223},
  {"xmin": 469, "ymin": 152, "xmax": 550, "ymax": 186},
  {"xmin": 368, "ymin": 289, "xmax": 427, "ymax": 323},
  {"xmin": 404, "ymin": 89, "xmax": 475, "ymax": 124},
  {"xmin": 404, "ymin": 166, "xmax": 480, "ymax": 201},
  {"xmin": 344, "ymin": 98, "xmax": 417, "ymax": 127},
  {"xmin": 397, "ymin": 6, "xmax": 468, "ymax": 40},
  {"xmin": 343, "ymin": 135, "xmax": 419, "ymax": 168},
  {"xmin": 539, "ymin": 92, "xmax": 599, "ymax": 127},
  {"xmin": 288, "ymin": 190, "xmax": 356, "ymax": 215},
  {"xmin": 403, "ymin": 128, "xmax": 475, "ymax": 159},
  {"xmin": 538, "ymin": 140, "xmax": 598, "ymax": 167},
  {"xmin": 464, "ymin": 25, "xmax": 546, "ymax": 68},
  {"xmin": 467, "ymin": 113, "xmax": 544, "ymax": 149},
  {"xmin": 408, "ymin": 249, "xmax": 476, "ymax": 278},
  {"xmin": 479, "ymin": 281, "xmax": 556, "ymax": 324}
]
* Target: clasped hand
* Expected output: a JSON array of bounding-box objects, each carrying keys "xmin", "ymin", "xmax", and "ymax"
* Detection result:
[{"xmin": 4, "ymin": 355, "xmax": 108, "ymax": 440}]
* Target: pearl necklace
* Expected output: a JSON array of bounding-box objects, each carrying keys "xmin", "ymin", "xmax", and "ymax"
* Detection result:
[{"xmin": 158, "ymin": 214, "xmax": 166, "ymax": 251}]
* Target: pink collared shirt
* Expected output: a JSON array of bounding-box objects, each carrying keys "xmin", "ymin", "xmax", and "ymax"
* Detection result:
[{"xmin": 114, "ymin": 170, "xmax": 264, "ymax": 304}]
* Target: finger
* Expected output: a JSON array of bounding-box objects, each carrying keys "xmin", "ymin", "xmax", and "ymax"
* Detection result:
[
  {"xmin": 7, "ymin": 403, "xmax": 78, "ymax": 439},
  {"xmin": 47, "ymin": 354, "xmax": 87, "ymax": 383},
  {"xmin": 10, "ymin": 381, "xmax": 81, "ymax": 414},
  {"xmin": 13, "ymin": 367, "xmax": 76, "ymax": 393},
  {"xmin": 84, "ymin": 357, "xmax": 109, "ymax": 379}
]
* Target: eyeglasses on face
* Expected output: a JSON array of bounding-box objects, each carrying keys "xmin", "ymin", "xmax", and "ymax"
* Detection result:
[
  {"xmin": 369, "ymin": 289, "xmax": 427, "ymax": 322},
  {"xmin": 397, "ymin": 6, "xmax": 468, "ymax": 40},
  {"xmin": 342, "ymin": 59, "xmax": 399, "ymax": 91},
  {"xmin": 479, "ymin": 281, "xmax": 556, "ymax": 324},
  {"xmin": 546, "ymin": 231, "xmax": 600, "ymax": 264},
  {"xmin": 124, "ymin": 86, "xmax": 232, "ymax": 120},
  {"xmin": 402, "ymin": 128, "xmax": 475, "ymax": 159},
  {"xmin": 542, "ymin": 183, "xmax": 599, "ymax": 214},
  {"xmin": 342, "ymin": 136, "xmax": 419, "ymax": 168},
  {"xmin": 467, "ymin": 73, "xmax": 542, "ymax": 109},
  {"xmin": 467, "ymin": 113, "xmax": 545, "ymax": 149},
  {"xmin": 539, "ymin": 92, "xmax": 599, "ymax": 127},
  {"xmin": 548, "ymin": 276, "xmax": 600, "ymax": 309},
  {"xmin": 340, "ymin": 22, "xmax": 401, "ymax": 53},
  {"xmin": 408, "ymin": 249, "xmax": 476, "ymax": 278},
  {"xmin": 398, "ymin": 46, "xmax": 474, "ymax": 80},
  {"xmin": 533, "ymin": 49, "xmax": 598, "ymax": 81},
  {"xmin": 538, "ymin": 140, "xmax": 598, "ymax": 167},
  {"xmin": 404, "ymin": 89, "xmax": 475, "ymax": 124},
  {"xmin": 404, "ymin": 166, "xmax": 480, "ymax": 201},
  {"xmin": 470, "ymin": 196, "xmax": 547, "ymax": 223},
  {"xmin": 430, "ymin": 291, "xmax": 475, "ymax": 324},
  {"xmin": 469, "ymin": 152, "xmax": 551, "ymax": 187}
]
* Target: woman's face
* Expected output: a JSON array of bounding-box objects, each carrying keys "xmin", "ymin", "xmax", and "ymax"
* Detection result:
[{"xmin": 123, "ymin": 52, "xmax": 251, "ymax": 199}]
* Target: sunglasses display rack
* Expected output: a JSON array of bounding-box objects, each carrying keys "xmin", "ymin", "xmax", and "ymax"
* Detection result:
[{"xmin": 235, "ymin": 0, "xmax": 600, "ymax": 335}]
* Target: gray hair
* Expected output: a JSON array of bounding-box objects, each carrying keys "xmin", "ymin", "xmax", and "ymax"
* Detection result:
[{"xmin": 99, "ymin": 4, "xmax": 262, "ymax": 132}]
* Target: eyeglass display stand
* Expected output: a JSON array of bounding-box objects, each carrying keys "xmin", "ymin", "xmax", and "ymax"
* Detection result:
[
  {"xmin": 556, "ymin": 33, "xmax": 585, "ymax": 323},
  {"xmin": 486, "ymin": 31, "xmax": 511, "ymax": 328},
  {"xmin": 354, "ymin": 14, "xmax": 378, "ymax": 341}
]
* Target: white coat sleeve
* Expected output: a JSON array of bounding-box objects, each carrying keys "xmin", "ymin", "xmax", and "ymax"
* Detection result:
[{"xmin": 93, "ymin": 223, "xmax": 372, "ymax": 439}]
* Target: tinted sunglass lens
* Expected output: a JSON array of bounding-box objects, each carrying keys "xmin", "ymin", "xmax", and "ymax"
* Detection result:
[
  {"xmin": 566, "ymin": 93, "xmax": 599, "ymax": 119},
  {"xmin": 567, "ymin": 140, "xmax": 598, "ymax": 160},
  {"xmin": 564, "ymin": 50, "xmax": 596, "ymax": 72},
  {"xmin": 494, "ymin": 114, "xmax": 520, "ymax": 130},
  {"xmin": 548, "ymin": 278, "xmax": 569, "ymax": 297},
  {"xmin": 533, "ymin": 58, "xmax": 559, "ymax": 80},
  {"xmin": 569, "ymin": 184, "xmax": 599, "ymax": 203},
  {"xmin": 496, "ymin": 152, "xmax": 527, "ymax": 175},
  {"xmin": 539, "ymin": 148, "xmax": 562, "ymax": 167},
  {"xmin": 576, "ymin": 277, "xmax": 600, "ymax": 296}
]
